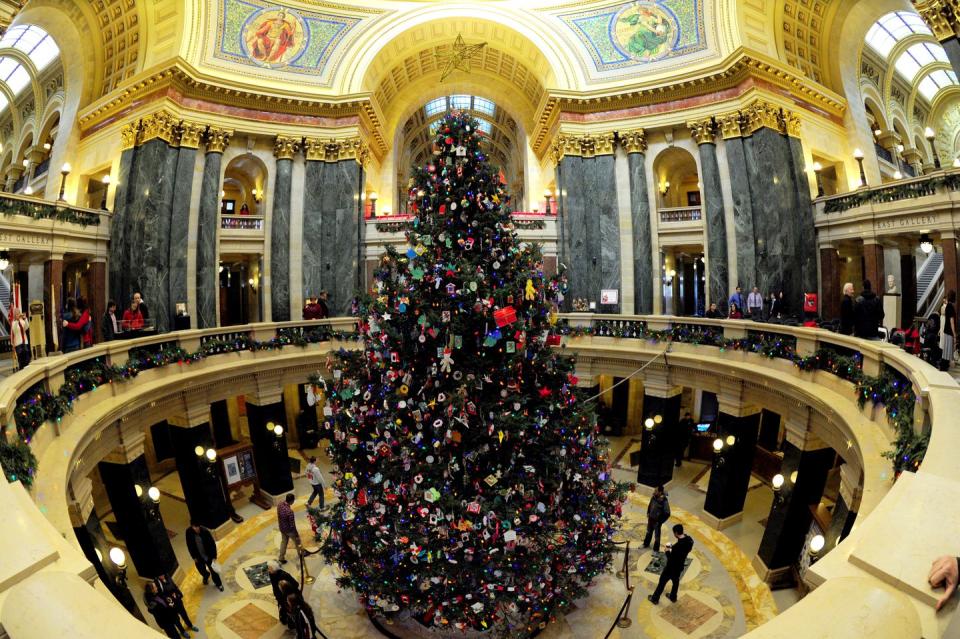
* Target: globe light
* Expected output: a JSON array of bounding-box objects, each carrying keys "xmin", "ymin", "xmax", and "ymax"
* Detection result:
[
  {"xmin": 205, "ymin": 448, "xmax": 217, "ymax": 462},
  {"xmin": 893, "ymin": 170, "xmax": 902, "ymax": 180},
  {"xmin": 273, "ymin": 424, "xmax": 284, "ymax": 437},
  {"xmin": 147, "ymin": 486, "xmax": 160, "ymax": 503},
  {"xmin": 134, "ymin": 484, "xmax": 143, "ymax": 497},
  {"xmin": 810, "ymin": 534, "xmax": 825, "ymax": 554},
  {"xmin": 109, "ymin": 547, "xmax": 126, "ymax": 569},
  {"xmin": 852, "ymin": 148, "xmax": 864, "ymax": 160},
  {"xmin": 194, "ymin": 445, "xmax": 204, "ymax": 457},
  {"xmin": 266, "ymin": 421, "xmax": 275, "ymax": 432},
  {"xmin": 772, "ymin": 473, "xmax": 785, "ymax": 490},
  {"xmin": 653, "ymin": 414, "xmax": 663, "ymax": 424},
  {"xmin": 790, "ymin": 470, "xmax": 799, "ymax": 483},
  {"xmin": 725, "ymin": 435, "xmax": 736, "ymax": 446},
  {"xmin": 644, "ymin": 417, "xmax": 654, "ymax": 430},
  {"xmin": 712, "ymin": 438, "xmax": 723, "ymax": 452},
  {"xmin": 919, "ymin": 234, "xmax": 933, "ymax": 255},
  {"xmin": 954, "ymin": 157, "xmax": 960, "ymax": 168}
]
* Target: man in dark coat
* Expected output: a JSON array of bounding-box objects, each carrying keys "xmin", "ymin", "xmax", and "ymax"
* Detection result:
[
  {"xmin": 676, "ymin": 412, "xmax": 695, "ymax": 467},
  {"xmin": 853, "ymin": 279, "xmax": 884, "ymax": 339},
  {"xmin": 153, "ymin": 573, "xmax": 198, "ymax": 633},
  {"xmin": 185, "ymin": 521, "xmax": 224, "ymax": 591},
  {"xmin": 648, "ymin": 524, "xmax": 694, "ymax": 605},
  {"xmin": 840, "ymin": 282, "xmax": 855, "ymax": 335},
  {"xmin": 643, "ymin": 485, "xmax": 671, "ymax": 552},
  {"xmin": 268, "ymin": 560, "xmax": 300, "ymax": 628},
  {"xmin": 144, "ymin": 581, "xmax": 187, "ymax": 638}
]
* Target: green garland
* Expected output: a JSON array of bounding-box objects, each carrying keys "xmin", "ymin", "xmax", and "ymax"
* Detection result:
[
  {"xmin": 0, "ymin": 195, "xmax": 101, "ymax": 227},
  {"xmin": 823, "ymin": 172, "xmax": 960, "ymax": 214},
  {"xmin": 0, "ymin": 438, "xmax": 37, "ymax": 488}
]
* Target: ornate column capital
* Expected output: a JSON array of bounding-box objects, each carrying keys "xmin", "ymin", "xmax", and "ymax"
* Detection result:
[
  {"xmin": 335, "ymin": 137, "xmax": 370, "ymax": 165},
  {"xmin": 782, "ymin": 109, "xmax": 802, "ymax": 138},
  {"xmin": 139, "ymin": 110, "xmax": 179, "ymax": 146},
  {"xmin": 303, "ymin": 137, "xmax": 325, "ymax": 161},
  {"xmin": 205, "ymin": 127, "xmax": 232, "ymax": 154},
  {"xmin": 581, "ymin": 132, "xmax": 615, "ymax": 157},
  {"xmin": 620, "ymin": 129, "xmax": 647, "ymax": 154},
  {"xmin": 119, "ymin": 122, "xmax": 140, "ymax": 151},
  {"xmin": 717, "ymin": 113, "xmax": 744, "ymax": 140},
  {"xmin": 743, "ymin": 101, "xmax": 783, "ymax": 135},
  {"xmin": 913, "ymin": 0, "xmax": 959, "ymax": 39},
  {"xmin": 687, "ymin": 118, "xmax": 717, "ymax": 145},
  {"xmin": 550, "ymin": 134, "xmax": 583, "ymax": 162},
  {"xmin": 274, "ymin": 135, "xmax": 300, "ymax": 160},
  {"xmin": 179, "ymin": 121, "xmax": 206, "ymax": 149}
]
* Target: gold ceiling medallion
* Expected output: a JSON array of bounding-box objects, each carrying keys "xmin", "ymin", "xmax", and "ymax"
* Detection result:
[{"xmin": 436, "ymin": 34, "xmax": 487, "ymax": 82}]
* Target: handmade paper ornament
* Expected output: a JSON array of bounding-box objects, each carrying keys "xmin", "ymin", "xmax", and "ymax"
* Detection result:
[
  {"xmin": 424, "ymin": 487, "xmax": 441, "ymax": 503},
  {"xmin": 494, "ymin": 306, "xmax": 517, "ymax": 327},
  {"xmin": 525, "ymin": 278, "xmax": 536, "ymax": 301},
  {"xmin": 456, "ymin": 145, "xmax": 467, "ymax": 156}
]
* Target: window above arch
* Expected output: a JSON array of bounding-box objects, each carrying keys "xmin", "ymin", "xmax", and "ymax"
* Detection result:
[
  {"xmin": 918, "ymin": 70, "xmax": 958, "ymax": 101},
  {"xmin": 0, "ymin": 25, "xmax": 59, "ymax": 73},
  {"xmin": 894, "ymin": 43, "xmax": 949, "ymax": 82},
  {"xmin": 866, "ymin": 12, "xmax": 932, "ymax": 55}
]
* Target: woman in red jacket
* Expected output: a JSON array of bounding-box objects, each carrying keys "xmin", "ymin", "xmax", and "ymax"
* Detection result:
[
  {"xmin": 122, "ymin": 298, "xmax": 145, "ymax": 331},
  {"xmin": 62, "ymin": 297, "xmax": 91, "ymax": 352}
]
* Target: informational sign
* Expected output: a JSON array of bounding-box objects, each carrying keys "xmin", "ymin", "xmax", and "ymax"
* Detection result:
[
  {"xmin": 222, "ymin": 447, "xmax": 257, "ymax": 487},
  {"xmin": 600, "ymin": 289, "xmax": 619, "ymax": 305}
]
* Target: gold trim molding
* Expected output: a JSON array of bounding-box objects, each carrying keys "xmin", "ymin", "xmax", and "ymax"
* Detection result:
[
  {"xmin": 274, "ymin": 135, "xmax": 300, "ymax": 160},
  {"xmin": 304, "ymin": 136, "xmax": 369, "ymax": 164},
  {"xmin": 550, "ymin": 132, "xmax": 616, "ymax": 161},
  {"xmin": 743, "ymin": 101, "xmax": 783, "ymax": 135},
  {"xmin": 717, "ymin": 113, "xmax": 745, "ymax": 140},
  {"xmin": 913, "ymin": 0, "xmax": 960, "ymax": 40},
  {"xmin": 139, "ymin": 111, "xmax": 180, "ymax": 146},
  {"xmin": 119, "ymin": 123, "xmax": 139, "ymax": 151},
  {"xmin": 715, "ymin": 101, "xmax": 803, "ymax": 140}
]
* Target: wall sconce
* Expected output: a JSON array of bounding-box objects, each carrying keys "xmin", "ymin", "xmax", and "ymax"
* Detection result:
[
  {"xmin": 43, "ymin": 142, "xmax": 51, "ymax": 151},
  {"xmin": 712, "ymin": 438, "xmax": 724, "ymax": 466},
  {"xmin": 852, "ymin": 148, "xmax": 867, "ymax": 188},
  {"xmin": 147, "ymin": 486, "xmax": 160, "ymax": 503},
  {"xmin": 925, "ymin": 127, "xmax": 941, "ymax": 170},
  {"xmin": 58, "ymin": 162, "xmax": 71, "ymax": 202},
  {"xmin": 248, "ymin": 277, "xmax": 257, "ymax": 290},
  {"xmin": 725, "ymin": 435, "xmax": 736, "ymax": 446},
  {"xmin": 772, "ymin": 473, "xmax": 785, "ymax": 507},
  {"xmin": 252, "ymin": 187, "xmax": 262, "ymax": 203},
  {"xmin": 920, "ymin": 234, "xmax": 934, "ymax": 255},
  {"xmin": 369, "ymin": 191, "xmax": 379, "ymax": 217},
  {"xmin": 109, "ymin": 547, "xmax": 127, "ymax": 572},
  {"xmin": 812, "ymin": 162, "xmax": 824, "ymax": 197},
  {"xmin": 809, "ymin": 534, "xmax": 825, "ymax": 564},
  {"xmin": 23, "ymin": 185, "xmax": 32, "ymax": 195},
  {"xmin": 659, "ymin": 180, "xmax": 671, "ymax": 196}
]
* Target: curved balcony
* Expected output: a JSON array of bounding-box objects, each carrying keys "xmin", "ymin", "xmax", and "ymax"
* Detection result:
[{"xmin": 0, "ymin": 315, "xmax": 956, "ymax": 637}]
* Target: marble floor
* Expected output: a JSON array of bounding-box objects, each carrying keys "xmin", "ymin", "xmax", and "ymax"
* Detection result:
[{"xmin": 118, "ymin": 441, "xmax": 791, "ymax": 638}]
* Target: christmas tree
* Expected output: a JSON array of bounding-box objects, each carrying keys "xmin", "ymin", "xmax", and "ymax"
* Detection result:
[{"xmin": 315, "ymin": 110, "xmax": 627, "ymax": 637}]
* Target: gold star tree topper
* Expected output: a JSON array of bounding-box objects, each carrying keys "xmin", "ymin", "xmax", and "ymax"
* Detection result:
[{"xmin": 437, "ymin": 34, "xmax": 487, "ymax": 82}]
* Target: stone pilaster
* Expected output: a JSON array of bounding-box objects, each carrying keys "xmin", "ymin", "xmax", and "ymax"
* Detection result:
[
  {"xmin": 245, "ymin": 398, "xmax": 294, "ymax": 498},
  {"xmin": 820, "ymin": 245, "xmax": 841, "ymax": 320},
  {"xmin": 703, "ymin": 408, "xmax": 761, "ymax": 529},
  {"xmin": 824, "ymin": 463, "xmax": 861, "ymax": 554},
  {"xmin": 168, "ymin": 422, "xmax": 231, "ymax": 531},
  {"xmin": 271, "ymin": 136, "xmax": 299, "ymax": 322},
  {"xmin": 196, "ymin": 127, "xmax": 232, "ymax": 328},
  {"xmin": 623, "ymin": 130, "xmax": 652, "ymax": 314},
  {"xmin": 689, "ymin": 118, "xmax": 728, "ymax": 309},
  {"xmin": 636, "ymin": 389, "xmax": 681, "ymax": 488},
  {"xmin": 719, "ymin": 111, "xmax": 757, "ymax": 291},
  {"xmin": 169, "ymin": 127, "xmax": 199, "ymax": 321}
]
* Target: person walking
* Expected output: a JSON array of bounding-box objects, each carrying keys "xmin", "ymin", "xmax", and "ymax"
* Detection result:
[
  {"xmin": 278, "ymin": 493, "xmax": 303, "ymax": 564},
  {"xmin": 304, "ymin": 456, "xmax": 325, "ymax": 508},
  {"xmin": 940, "ymin": 290, "xmax": 957, "ymax": 371},
  {"xmin": 853, "ymin": 279, "xmax": 884, "ymax": 340},
  {"xmin": 648, "ymin": 524, "xmax": 694, "ymax": 605},
  {"xmin": 840, "ymin": 283, "xmax": 855, "ymax": 335},
  {"xmin": 144, "ymin": 581, "xmax": 189, "ymax": 638},
  {"xmin": 676, "ymin": 412, "xmax": 695, "ymax": 467},
  {"xmin": 643, "ymin": 485, "xmax": 671, "ymax": 552},
  {"xmin": 185, "ymin": 521, "xmax": 224, "ymax": 591},
  {"xmin": 288, "ymin": 593, "xmax": 320, "ymax": 639},
  {"xmin": 152, "ymin": 573, "xmax": 198, "ymax": 634},
  {"xmin": 268, "ymin": 560, "xmax": 300, "ymax": 628},
  {"xmin": 747, "ymin": 287, "xmax": 763, "ymax": 320},
  {"xmin": 11, "ymin": 310, "xmax": 29, "ymax": 370}
]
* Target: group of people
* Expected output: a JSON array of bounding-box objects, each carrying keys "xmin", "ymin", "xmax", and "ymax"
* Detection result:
[
  {"xmin": 705, "ymin": 286, "xmax": 788, "ymax": 321},
  {"xmin": 302, "ymin": 291, "xmax": 329, "ymax": 320},
  {"xmin": 642, "ymin": 485, "xmax": 695, "ymax": 605},
  {"xmin": 839, "ymin": 279, "xmax": 885, "ymax": 340},
  {"xmin": 102, "ymin": 292, "xmax": 151, "ymax": 339}
]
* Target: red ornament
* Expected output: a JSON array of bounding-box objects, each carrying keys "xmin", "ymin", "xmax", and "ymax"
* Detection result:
[
  {"xmin": 493, "ymin": 306, "xmax": 517, "ymax": 327},
  {"xmin": 546, "ymin": 334, "xmax": 562, "ymax": 346}
]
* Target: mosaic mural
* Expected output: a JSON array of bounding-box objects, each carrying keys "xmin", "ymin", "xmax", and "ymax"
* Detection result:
[
  {"xmin": 215, "ymin": 0, "xmax": 363, "ymax": 75},
  {"xmin": 559, "ymin": 0, "xmax": 706, "ymax": 72}
]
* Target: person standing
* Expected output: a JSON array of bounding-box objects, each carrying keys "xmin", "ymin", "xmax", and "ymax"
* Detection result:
[
  {"xmin": 133, "ymin": 291, "xmax": 150, "ymax": 321},
  {"xmin": 122, "ymin": 298, "xmax": 145, "ymax": 331},
  {"xmin": 728, "ymin": 303, "xmax": 742, "ymax": 319},
  {"xmin": 940, "ymin": 291, "xmax": 957, "ymax": 371},
  {"xmin": 643, "ymin": 485, "xmax": 671, "ymax": 552},
  {"xmin": 152, "ymin": 573, "xmax": 198, "ymax": 634},
  {"xmin": 278, "ymin": 493, "xmax": 303, "ymax": 564},
  {"xmin": 648, "ymin": 524, "xmax": 694, "ymax": 605},
  {"xmin": 11, "ymin": 310, "xmax": 29, "ymax": 370},
  {"xmin": 102, "ymin": 300, "xmax": 120, "ymax": 341},
  {"xmin": 853, "ymin": 279, "xmax": 884, "ymax": 340},
  {"xmin": 747, "ymin": 287, "xmax": 763, "ymax": 320},
  {"xmin": 288, "ymin": 593, "xmax": 319, "ymax": 639},
  {"xmin": 840, "ymin": 283, "xmax": 855, "ymax": 335},
  {"xmin": 268, "ymin": 560, "xmax": 300, "ymax": 628},
  {"xmin": 304, "ymin": 456, "xmax": 325, "ymax": 508},
  {"xmin": 727, "ymin": 286, "xmax": 745, "ymax": 316},
  {"xmin": 676, "ymin": 412, "xmax": 695, "ymax": 467},
  {"xmin": 316, "ymin": 290, "xmax": 330, "ymax": 319},
  {"xmin": 62, "ymin": 297, "xmax": 88, "ymax": 353},
  {"xmin": 144, "ymin": 581, "xmax": 188, "ymax": 639},
  {"xmin": 185, "ymin": 521, "xmax": 224, "ymax": 591}
]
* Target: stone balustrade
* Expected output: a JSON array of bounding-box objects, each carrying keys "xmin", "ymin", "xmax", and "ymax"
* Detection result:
[
  {"xmin": 658, "ymin": 206, "xmax": 703, "ymax": 224},
  {"xmin": 0, "ymin": 315, "xmax": 958, "ymax": 638}
]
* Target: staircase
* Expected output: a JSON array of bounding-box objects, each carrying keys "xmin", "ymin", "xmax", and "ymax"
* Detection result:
[{"xmin": 917, "ymin": 252, "xmax": 944, "ymax": 318}]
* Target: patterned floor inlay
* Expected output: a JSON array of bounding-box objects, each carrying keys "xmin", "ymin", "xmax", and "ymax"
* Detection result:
[
  {"xmin": 660, "ymin": 594, "xmax": 720, "ymax": 633},
  {"xmin": 221, "ymin": 601, "xmax": 279, "ymax": 638}
]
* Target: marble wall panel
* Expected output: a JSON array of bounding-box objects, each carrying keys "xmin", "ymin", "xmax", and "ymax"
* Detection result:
[
  {"xmin": 698, "ymin": 143, "xmax": 728, "ymax": 308},
  {"xmin": 627, "ymin": 152, "xmax": 652, "ymax": 314},
  {"xmin": 271, "ymin": 158, "xmax": 293, "ymax": 321},
  {"xmin": 301, "ymin": 160, "xmax": 324, "ymax": 302},
  {"xmin": 195, "ymin": 151, "xmax": 223, "ymax": 328},
  {"xmin": 724, "ymin": 137, "xmax": 757, "ymax": 291},
  {"xmin": 596, "ymin": 155, "xmax": 621, "ymax": 311},
  {"xmin": 323, "ymin": 161, "xmax": 362, "ymax": 316},
  {"xmin": 169, "ymin": 147, "xmax": 197, "ymax": 319},
  {"xmin": 788, "ymin": 136, "xmax": 817, "ymax": 295},
  {"xmin": 109, "ymin": 148, "xmax": 135, "ymax": 304}
]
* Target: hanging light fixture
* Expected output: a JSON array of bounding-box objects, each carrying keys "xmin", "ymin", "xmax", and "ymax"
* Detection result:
[{"xmin": 920, "ymin": 234, "xmax": 934, "ymax": 255}]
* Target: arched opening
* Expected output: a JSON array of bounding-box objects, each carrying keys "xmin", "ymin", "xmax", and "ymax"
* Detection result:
[
  {"xmin": 218, "ymin": 154, "xmax": 267, "ymax": 327},
  {"xmin": 653, "ymin": 146, "xmax": 704, "ymax": 316},
  {"xmin": 221, "ymin": 154, "xmax": 266, "ymax": 218}
]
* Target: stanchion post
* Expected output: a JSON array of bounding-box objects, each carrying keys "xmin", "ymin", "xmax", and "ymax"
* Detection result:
[{"xmin": 617, "ymin": 587, "xmax": 634, "ymax": 629}]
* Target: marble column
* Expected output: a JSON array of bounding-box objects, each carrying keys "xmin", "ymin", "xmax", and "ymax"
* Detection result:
[
  {"xmin": 824, "ymin": 463, "xmax": 860, "ymax": 556},
  {"xmin": 900, "ymin": 252, "xmax": 917, "ymax": 326},
  {"xmin": 108, "ymin": 127, "xmax": 137, "ymax": 305},
  {"xmin": 89, "ymin": 260, "xmax": 106, "ymax": 343},
  {"xmin": 943, "ymin": 234, "xmax": 959, "ymax": 301},
  {"xmin": 169, "ymin": 123, "xmax": 203, "ymax": 320},
  {"xmin": 72, "ymin": 507, "xmax": 145, "ymax": 621},
  {"xmin": 623, "ymin": 130, "xmax": 652, "ymax": 314},
  {"xmin": 863, "ymin": 241, "xmax": 884, "ymax": 293},
  {"xmin": 245, "ymin": 397, "xmax": 294, "ymax": 498},
  {"xmin": 689, "ymin": 120, "xmax": 728, "ymax": 308},
  {"xmin": 559, "ymin": 154, "xmax": 587, "ymax": 301},
  {"xmin": 819, "ymin": 246, "xmax": 841, "ymax": 320},
  {"xmin": 300, "ymin": 138, "xmax": 365, "ymax": 316},
  {"xmin": 755, "ymin": 421, "xmax": 834, "ymax": 586},
  {"xmin": 718, "ymin": 114, "xmax": 757, "ymax": 290},
  {"xmin": 97, "ymin": 454, "xmax": 178, "ymax": 578},
  {"xmin": 42, "ymin": 255, "xmax": 62, "ymax": 353},
  {"xmin": 786, "ymin": 118, "xmax": 818, "ymax": 296},
  {"xmin": 169, "ymin": 422, "xmax": 231, "ymax": 531},
  {"xmin": 636, "ymin": 391, "xmax": 681, "ymax": 488},
  {"xmin": 271, "ymin": 137, "xmax": 298, "ymax": 322},
  {"xmin": 703, "ymin": 408, "xmax": 760, "ymax": 529},
  {"xmin": 196, "ymin": 128, "xmax": 232, "ymax": 328}
]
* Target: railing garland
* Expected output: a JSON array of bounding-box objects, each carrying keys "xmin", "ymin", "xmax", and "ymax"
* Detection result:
[
  {"xmin": 0, "ymin": 195, "xmax": 102, "ymax": 227},
  {"xmin": 1, "ymin": 325, "xmax": 361, "ymax": 486},
  {"xmin": 822, "ymin": 172, "xmax": 960, "ymax": 214}
]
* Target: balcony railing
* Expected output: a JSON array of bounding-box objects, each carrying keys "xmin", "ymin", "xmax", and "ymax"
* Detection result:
[
  {"xmin": 220, "ymin": 214, "xmax": 263, "ymax": 230},
  {"xmin": 875, "ymin": 143, "xmax": 893, "ymax": 164},
  {"xmin": 817, "ymin": 169, "xmax": 960, "ymax": 214},
  {"xmin": 658, "ymin": 206, "xmax": 702, "ymax": 224},
  {"xmin": 0, "ymin": 192, "xmax": 103, "ymax": 226}
]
